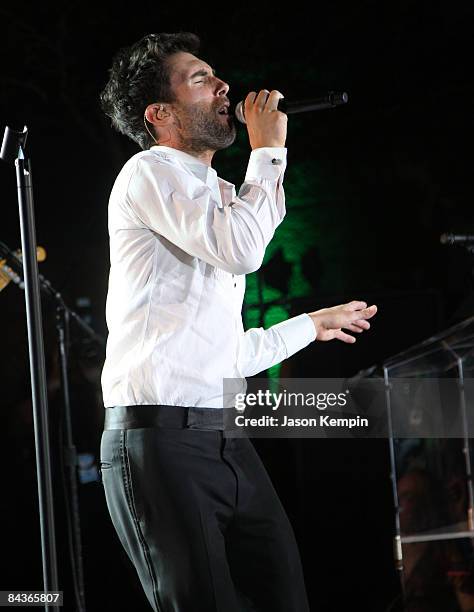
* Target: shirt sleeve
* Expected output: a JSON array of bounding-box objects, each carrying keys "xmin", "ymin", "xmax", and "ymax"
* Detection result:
[
  {"xmin": 237, "ymin": 313, "xmax": 317, "ymax": 378},
  {"xmin": 125, "ymin": 147, "xmax": 287, "ymax": 275}
]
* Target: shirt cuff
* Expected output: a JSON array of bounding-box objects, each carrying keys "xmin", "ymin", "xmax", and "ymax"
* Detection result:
[
  {"xmin": 272, "ymin": 313, "xmax": 317, "ymax": 360},
  {"xmin": 245, "ymin": 147, "xmax": 287, "ymax": 181}
]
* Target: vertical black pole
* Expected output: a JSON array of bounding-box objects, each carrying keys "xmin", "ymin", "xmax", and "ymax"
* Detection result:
[
  {"xmin": 383, "ymin": 366, "xmax": 406, "ymax": 605},
  {"xmin": 56, "ymin": 305, "xmax": 86, "ymax": 611},
  {"xmin": 15, "ymin": 151, "xmax": 59, "ymax": 610}
]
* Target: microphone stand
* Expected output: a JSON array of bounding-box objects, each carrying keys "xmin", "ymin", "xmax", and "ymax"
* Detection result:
[
  {"xmin": 55, "ymin": 304, "xmax": 85, "ymax": 612},
  {"xmin": 48, "ymin": 278, "xmax": 104, "ymax": 612},
  {"xmin": 0, "ymin": 238, "xmax": 105, "ymax": 612},
  {"xmin": 0, "ymin": 126, "xmax": 59, "ymax": 611},
  {"xmin": 1, "ymin": 126, "xmax": 105, "ymax": 612}
]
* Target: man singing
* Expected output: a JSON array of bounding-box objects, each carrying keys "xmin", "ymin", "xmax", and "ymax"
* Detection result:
[{"xmin": 99, "ymin": 32, "xmax": 377, "ymax": 612}]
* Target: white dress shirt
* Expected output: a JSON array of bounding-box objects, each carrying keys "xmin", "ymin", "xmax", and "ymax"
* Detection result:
[{"xmin": 101, "ymin": 144, "xmax": 316, "ymax": 408}]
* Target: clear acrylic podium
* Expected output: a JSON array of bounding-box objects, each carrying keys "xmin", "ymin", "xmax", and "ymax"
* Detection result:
[{"xmin": 361, "ymin": 314, "xmax": 474, "ymax": 611}]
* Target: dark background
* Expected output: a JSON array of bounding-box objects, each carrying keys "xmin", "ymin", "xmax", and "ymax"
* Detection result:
[{"xmin": 0, "ymin": 1, "xmax": 473, "ymax": 610}]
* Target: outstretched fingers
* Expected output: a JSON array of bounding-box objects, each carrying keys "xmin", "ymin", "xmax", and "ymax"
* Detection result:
[
  {"xmin": 350, "ymin": 305, "xmax": 377, "ymax": 321},
  {"xmin": 344, "ymin": 322, "xmax": 367, "ymax": 333},
  {"xmin": 339, "ymin": 304, "xmax": 377, "ymax": 335},
  {"xmin": 346, "ymin": 300, "xmax": 367, "ymax": 311},
  {"xmin": 334, "ymin": 329, "xmax": 357, "ymax": 343}
]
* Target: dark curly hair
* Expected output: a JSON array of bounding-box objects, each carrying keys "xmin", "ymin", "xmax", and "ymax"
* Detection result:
[{"xmin": 100, "ymin": 32, "xmax": 200, "ymax": 150}]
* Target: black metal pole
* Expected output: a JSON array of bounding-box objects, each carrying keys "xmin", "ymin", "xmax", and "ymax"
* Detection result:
[
  {"xmin": 383, "ymin": 366, "xmax": 406, "ymax": 605},
  {"xmin": 15, "ymin": 147, "xmax": 60, "ymax": 608},
  {"xmin": 56, "ymin": 304, "xmax": 86, "ymax": 612}
]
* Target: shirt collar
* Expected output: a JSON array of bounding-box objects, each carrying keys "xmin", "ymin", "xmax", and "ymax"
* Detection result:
[{"xmin": 150, "ymin": 145, "xmax": 217, "ymax": 187}]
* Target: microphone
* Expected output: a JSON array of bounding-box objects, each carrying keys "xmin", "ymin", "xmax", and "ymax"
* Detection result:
[
  {"xmin": 234, "ymin": 91, "xmax": 349, "ymax": 124},
  {"xmin": 440, "ymin": 233, "xmax": 474, "ymax": 245}
]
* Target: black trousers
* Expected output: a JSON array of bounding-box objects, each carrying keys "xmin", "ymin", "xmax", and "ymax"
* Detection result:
[{"xmin": 100, "ymin": 406, "xmax": 310, "ymax": 612}]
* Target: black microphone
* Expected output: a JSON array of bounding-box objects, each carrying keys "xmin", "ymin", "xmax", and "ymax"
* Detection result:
[
  {"xmin": 440, "ymin": 233, "xmax": 474, "ymax": 245},
  {"xmin": 234, "ymin": 91, "xmax": 349, "ymax": 124}
]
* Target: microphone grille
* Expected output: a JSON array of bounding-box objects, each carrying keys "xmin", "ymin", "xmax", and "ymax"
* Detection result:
[{"xmin": 234, "ymin": 102, "xmax": 246, "ymax": 124}]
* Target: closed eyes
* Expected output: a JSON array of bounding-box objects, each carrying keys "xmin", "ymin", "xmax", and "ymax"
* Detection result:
[{"xmin": 190, "ymin": 68, "xmax": 216, "ymax": 84}]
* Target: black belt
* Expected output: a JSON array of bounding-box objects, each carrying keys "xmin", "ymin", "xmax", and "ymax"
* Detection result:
[{"xmin": 104, "ymin": 404, "xmax": 232, "ymax": 431}]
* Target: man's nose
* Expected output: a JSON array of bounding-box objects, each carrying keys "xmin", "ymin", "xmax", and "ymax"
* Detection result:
[{"xmin": 216, "ymin": 78, "xmax": 229, "ymax": 96}]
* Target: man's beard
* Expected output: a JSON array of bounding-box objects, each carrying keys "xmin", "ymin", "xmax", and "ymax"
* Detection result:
[{"xmin": 173, "ymin": 100, "xmax": 237, "ymax": 153}]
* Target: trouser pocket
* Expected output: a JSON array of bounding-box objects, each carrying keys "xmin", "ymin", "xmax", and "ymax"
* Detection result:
[
  {"xmin": 98, "ymin": 461, "xmax": 112, "ymax": 484},
  {"xmin": 100, "ymin": 430, "xmax": 117, "ymax": 484}
]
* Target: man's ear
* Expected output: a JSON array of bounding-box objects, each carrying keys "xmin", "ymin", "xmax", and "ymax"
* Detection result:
[{"xmin": 144, "ymin": 103, "xmax": 171, "ymax": 127}]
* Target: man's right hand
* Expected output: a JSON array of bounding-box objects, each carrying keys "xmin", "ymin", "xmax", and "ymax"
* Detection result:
[{"xmin": 244, "ymin": 89, "xmax": 288, "ymax": 150}]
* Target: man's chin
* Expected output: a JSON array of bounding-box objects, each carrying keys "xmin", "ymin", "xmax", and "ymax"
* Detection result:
[
  {"xmin": 214, "ymin": 125, "xmax": 237, "ymax": 150},
  {"xmin": 184, "ymin": 118, "xmax": 237, "ymax": 152},
  {"xmin": 217, "ymin": 132, "xmax": 237, "ymax": 150}
]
